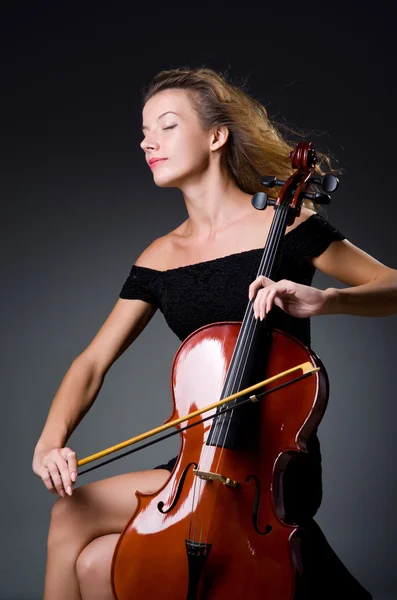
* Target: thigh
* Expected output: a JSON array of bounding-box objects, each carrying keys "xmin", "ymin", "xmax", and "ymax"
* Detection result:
[{"xmin": 50, "ymin": 467, "xmax": 171, "ymax": 542}]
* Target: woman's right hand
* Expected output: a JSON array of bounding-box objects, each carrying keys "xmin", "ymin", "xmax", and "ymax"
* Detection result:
[{"xmin": 32, "ymin": 446, "xmax": 78, "ymax": 497}]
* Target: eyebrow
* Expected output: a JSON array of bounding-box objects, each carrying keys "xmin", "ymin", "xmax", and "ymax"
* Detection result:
[{"xmin": 142, "ymin": 111, "xmax": 180, "ymax": 131}]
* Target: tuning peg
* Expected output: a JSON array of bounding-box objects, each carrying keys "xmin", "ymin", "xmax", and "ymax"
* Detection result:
[
  {"xmin": 260, "ymin": 176, "xmax": 286, "ymax": 188},
  {"xmin": 251, "ymin": 192, "xmax": 277, "ymax": 210},
  {"xmin": 310, "ymin": 173, "xmax": 339, "ymax": 193}
]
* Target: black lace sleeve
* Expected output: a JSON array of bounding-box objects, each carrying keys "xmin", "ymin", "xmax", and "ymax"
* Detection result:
[
  {"xmin": 296, "ymin": 213, "xmax": 346, "ymax": 266},
  {"xmin": 119, "ymin": 265, "xmax": 159, "ymax": 307}
]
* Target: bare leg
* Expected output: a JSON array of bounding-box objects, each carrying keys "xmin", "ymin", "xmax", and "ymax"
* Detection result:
[
  {"xmin": 76, "ymin": 534, "xmax": 120, "ymax": 600},
  {"xmin": 43, "ymin": 468, "xmax": 170, "ymax": 600}
]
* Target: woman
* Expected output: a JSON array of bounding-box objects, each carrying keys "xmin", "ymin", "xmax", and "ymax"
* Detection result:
[{"xmin": 32, "ymin": 67, "xmax": 397, "ymax": 599}]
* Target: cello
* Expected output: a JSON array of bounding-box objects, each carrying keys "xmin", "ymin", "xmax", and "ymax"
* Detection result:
[{"xmin": 83, "ymin": 141, "xmax": 339, "ymax": 599}]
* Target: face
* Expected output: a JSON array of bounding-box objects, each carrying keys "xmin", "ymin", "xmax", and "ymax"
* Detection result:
[{"xmin": 140, "ymin": 89, "xmax": 219, "ymax": 189}]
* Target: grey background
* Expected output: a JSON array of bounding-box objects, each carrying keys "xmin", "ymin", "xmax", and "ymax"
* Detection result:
[{"xmin": 1, "ymin": 4, "xmax": 396, "ymax": 600}]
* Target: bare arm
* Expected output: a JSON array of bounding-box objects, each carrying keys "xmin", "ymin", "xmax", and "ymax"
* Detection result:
[
  {"xmin": 33, "ymin": 238, "xmax": 163, "ymax": 496},
  {"xmin": 34, "ymin": 296, "xmax": 157, "ymax": 452}
]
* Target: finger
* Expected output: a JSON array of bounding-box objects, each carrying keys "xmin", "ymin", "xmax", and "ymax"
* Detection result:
[
  {"xmin": 41, "ymin": 467, "xmax": 58, "ymax": 494},
  {"xmin": 55, "ymin": 452, "xmax": 74, "ymax": 496},
  {"xmin": 265, "ymin": 289, "xmax": 277, "ymax": 315},
  {"xmin": 252, "ymin": 289, "xmax": 261, "ymax": 317},
  {"xmin": 46, "ymin": 461, "xmax": 65, "ymax": 497},
  {"xmin": 248, "ymin": 276, "xmax": 272, "ymax": 300},
  {"xmin": 248, "ymin": 278, "xmax": 263, "ymax": 301},
  {"xmin": 58, "ymin": 464, "xmax": 73, "ymax": 496},
  {"xmin": 61, "ymin": 448, "xmax": 78, "ymax": 485},
  {"xmin": 49, "ymin": 449, "xmax": 73, "ymax": 495},
  {"xmin": 264, "ymin": 281, "xmax": 292, "ymax": 316},
  {"xmin": 254, "ymin": 289, "xmax": 267, "ymax": 319},
  {"xmin": 259, "ymin": 291, "xmax": 271, "ymax": 319},
  {"xmin": 253, "ymin": 289, "xmax": 261, "ymax": 318}
]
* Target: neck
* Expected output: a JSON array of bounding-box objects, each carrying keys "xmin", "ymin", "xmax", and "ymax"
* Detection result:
[{"xmin": 180, "ymin": 171, "xmax": 252, "ymax": 240}]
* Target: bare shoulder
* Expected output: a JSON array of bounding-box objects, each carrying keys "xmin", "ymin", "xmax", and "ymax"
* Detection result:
[
  {"xmin": 134, "ymin": 217, "xmax": 190, "ymax": 271},
  {"xmin": 134, "ymin": 234, "xmax": 175, "ymax": 271}
]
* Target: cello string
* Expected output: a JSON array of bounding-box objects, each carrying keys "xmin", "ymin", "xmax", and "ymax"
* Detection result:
[
  {"xmin": 212, "ymin": 204, "xmax": 289, "ymax": 471},
  {"xmin": 196, "ymin": 207, "xmax": 287, "ymax": 547},
  {"xmin": 207, "ymin": 206, "xmax": 287, "ymax": 487},
  {"xmin": 191, "ymin": 205, "xmax": 287, "ymax": 546},
  {"xmin": 190, "ymin": 203, "xmax": 289, "ymax": 546}
]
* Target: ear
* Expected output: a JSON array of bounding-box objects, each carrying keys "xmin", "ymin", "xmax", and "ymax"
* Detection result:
[{"xmin": 209, "ymin": 126, "xmax": 229, "ymax": 152}]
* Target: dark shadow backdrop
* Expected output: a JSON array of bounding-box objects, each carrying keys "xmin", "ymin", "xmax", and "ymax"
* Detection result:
[{"xmin": 1, "ymin": 4, "xmax": 396, "ymax": 599}]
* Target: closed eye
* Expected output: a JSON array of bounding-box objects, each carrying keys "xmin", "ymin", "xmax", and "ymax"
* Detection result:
[{"xmin": 141, "ymin": 124, "xmax": 176, "ymax": 140}]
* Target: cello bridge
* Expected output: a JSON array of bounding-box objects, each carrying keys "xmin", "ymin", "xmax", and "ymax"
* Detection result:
[{"xmin": 192, "ymin": 469, "xmax": 239, "ymax": 488}]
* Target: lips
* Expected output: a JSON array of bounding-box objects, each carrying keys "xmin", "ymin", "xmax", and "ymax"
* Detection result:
[{"xmin": 149, "ymin": 158, "xmax": 168, "ymax": 168}]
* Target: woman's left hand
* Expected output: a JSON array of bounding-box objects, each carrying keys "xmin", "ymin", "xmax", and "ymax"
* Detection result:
[{"xmin": 248, "ymin": 275, "xmax": 327, "ymax": 319}]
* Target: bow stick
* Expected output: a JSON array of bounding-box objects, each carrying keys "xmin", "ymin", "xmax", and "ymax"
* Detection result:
[{"xmin": 77, "ymin": 361, "xmax": 320, "ymax": 475}]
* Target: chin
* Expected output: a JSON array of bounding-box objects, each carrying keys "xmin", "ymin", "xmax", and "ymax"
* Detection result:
[
  {"xmin": 153, "ymin": 178, "xmax": 180, "ymax": 189},
  {"xmin": 153, "ymin": 170, "xmax": 187, "ymax": 189}
]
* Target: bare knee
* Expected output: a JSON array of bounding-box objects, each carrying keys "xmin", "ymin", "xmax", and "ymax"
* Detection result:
[
  {"xmin": 76, "ymin": 534, "xmax": 119, "ymax": 594},
  {"xmin": 47, "ymin": 491, "xmax": 88, "ymax": 550},
  {"xmin": 76, "ymin": 546, "xmax": 108, "ymax": 583},
  {"xmin": 47, "ymin": 468, "xmax": 170, "ymax": 553}
]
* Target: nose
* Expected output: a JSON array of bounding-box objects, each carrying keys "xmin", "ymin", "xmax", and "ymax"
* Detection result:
[{"xmin": 140, "ymin": 135, "xmax": 160, "ymax": 153}]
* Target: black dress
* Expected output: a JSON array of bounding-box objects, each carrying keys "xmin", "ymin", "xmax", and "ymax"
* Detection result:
[{"xmin": 119, "ymin": 212, "xmax": 372, "ymax": 600}]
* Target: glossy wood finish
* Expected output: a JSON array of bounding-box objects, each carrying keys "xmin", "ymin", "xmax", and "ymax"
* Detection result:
[{"xmin": 111, "ymin": 322, "xmax": 328, "ymax": 599}]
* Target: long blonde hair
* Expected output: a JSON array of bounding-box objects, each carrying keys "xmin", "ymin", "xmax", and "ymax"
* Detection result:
[{"xmin": 142, "ymin": 67, "xmax": 341, "ymax": 211}]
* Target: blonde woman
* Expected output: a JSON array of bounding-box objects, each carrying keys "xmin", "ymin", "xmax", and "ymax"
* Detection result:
[{"xmin": 33, "ymin": 67, "xmax": 396, "ymax": 599}]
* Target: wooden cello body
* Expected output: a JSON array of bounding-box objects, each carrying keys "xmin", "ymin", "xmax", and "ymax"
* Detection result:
[{"xmin": 111, "ymin": 323, "xmax": 328, "ymax": 599}]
